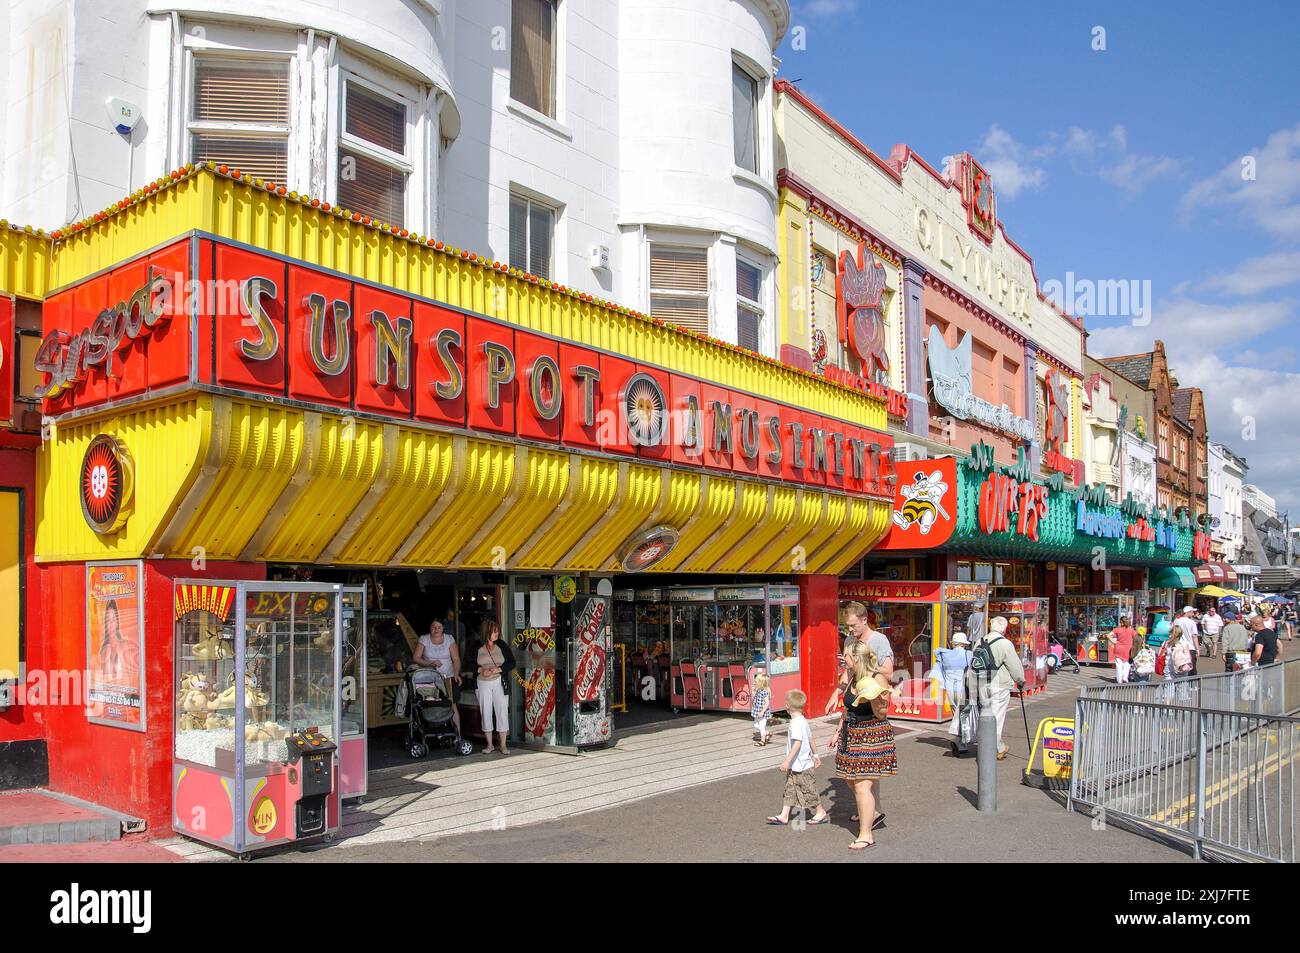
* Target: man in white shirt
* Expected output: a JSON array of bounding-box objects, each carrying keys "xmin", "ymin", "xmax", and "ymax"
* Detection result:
[
  {"xmin": 1173, "ymin": 607, "xmax": 1201, "ymax": 675},
  {"xmin": 1202, "ymin": 606, "xmax": 1224, "ymax": 657}
]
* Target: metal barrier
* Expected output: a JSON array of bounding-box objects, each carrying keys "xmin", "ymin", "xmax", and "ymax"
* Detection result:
[
  {"xmin": 1079, "ymin": 656, "xmax": 1300, "ymax": 717},
  {"xmin": 1071, "ymin": 658, "xmax": 1300, "ymax": 862}
]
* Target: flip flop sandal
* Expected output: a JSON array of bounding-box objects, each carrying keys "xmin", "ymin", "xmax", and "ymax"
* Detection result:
[
  {"xmin": 806, "ymin": 816, "xmax": 831, "ymax": 825},
  {"xmin": 848, "ymin": 839, "xmax": 875, "ymax": 850},
  {"xmin": 873, "ymin": 813, "xmax": 886, "ymax": 830},
  {"xmin": 765, "ymin": 816, "xmax": 789, "ymax": 826}
]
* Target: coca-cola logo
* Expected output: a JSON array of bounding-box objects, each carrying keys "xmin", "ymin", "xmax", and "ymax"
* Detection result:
[
  {"xmin": 575, "ymin": 597, "xmax": 606, "ymax": 647},
  {"xmin": 575, "ymin": 644, "xmax": 605, "ymax": 703},
  {"xmin": 524, "ymin": 669, "xmax": 555, "ymax": 738}
]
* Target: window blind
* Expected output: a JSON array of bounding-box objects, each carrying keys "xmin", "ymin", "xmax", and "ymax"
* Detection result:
[
  {"xmin": 736, "ymin": 259, "xmax": 761, "ymax": 303},
  {"xmin": 737, "ymin": 307, "xmax": 761, "ymax": 352},
  {"xmin": 346, "ymin": 81, "xmax": 405, "ymax": 155},
  {"xmin": 511, "ymin": 0, "xmax": 555, "ymax": 117},
  {"xmin": 190, "ymin": 57, "xmax": 290, "ymax": 181},
  {"xmin": 650, "ymin": 247, "xmax": 708, "ymax": 294},
  {"xmin": 650, "ymin": 296, "xmax": 709, "ymax": 333},
  {"xmin": 528, "ymin": 203, "xmax": 553, "ymax": 280},
  {"xmin": 192, "ymin": 133, "xmax": 287, "ymax": 181},
  {"xmin": 732, "ymin": 63, "xmax": 758, "ymax": 172},
  {"xmin": 338, "ymin": 147, "xmax": 405, "ymax": 226},
  {"xmin": 509, "ymin": 195, "xmax": 529, "ymax": 271},
  {"xmin": 192, "ymin": 58, "xmax": 290, "ymax": 124}
]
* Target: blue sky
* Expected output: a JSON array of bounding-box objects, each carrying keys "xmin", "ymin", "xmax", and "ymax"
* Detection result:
[{"xmin": 778, "ymin": 0, "xmax": 1300, "ymax": 514}]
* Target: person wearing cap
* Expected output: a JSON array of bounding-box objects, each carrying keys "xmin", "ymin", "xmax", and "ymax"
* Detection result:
[
  {"xmin": 1219, "ymin": 609, "xmax": 1251, "ymax": 672},
  {"xmin": 935, "ymin": 632, "xmax": 971, "ymax": 738},
  {"xmin": 1106, "ymin": 615, "xmax": 1138, "ymax": 684}
]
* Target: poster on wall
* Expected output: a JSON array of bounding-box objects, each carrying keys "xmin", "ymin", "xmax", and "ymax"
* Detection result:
[{"xmin": 86, "ymin": 561, "xmax": 146, "ymax": 731}]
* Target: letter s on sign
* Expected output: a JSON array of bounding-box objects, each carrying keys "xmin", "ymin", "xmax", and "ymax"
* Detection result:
[{"xmin": 239, "ymin": 277, "xmax": 281, "ymax": 362}]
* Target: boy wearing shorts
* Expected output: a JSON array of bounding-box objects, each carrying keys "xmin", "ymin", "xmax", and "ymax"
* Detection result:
[{"xmin": 765, "ymin": 689, "xmax": 829, "ymax": 826}]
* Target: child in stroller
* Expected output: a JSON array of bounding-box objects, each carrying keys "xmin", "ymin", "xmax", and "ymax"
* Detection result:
[{"xmin": 403, "ymin": 667, "xmax": 473, "ymax": 758}]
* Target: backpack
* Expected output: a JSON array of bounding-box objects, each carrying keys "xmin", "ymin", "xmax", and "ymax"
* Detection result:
[
  {"xmin": 1170, "ymin": 639, "xmax": 1194, "ymax": 673},
  {"xmin": 970, "ymin": 635, "xmax": 1007, "ymax": 675}
]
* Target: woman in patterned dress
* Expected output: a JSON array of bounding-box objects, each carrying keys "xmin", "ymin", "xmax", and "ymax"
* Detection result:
[{"xmin": 832, "ymin": 640, "xmax": 899, "ymax": 850}]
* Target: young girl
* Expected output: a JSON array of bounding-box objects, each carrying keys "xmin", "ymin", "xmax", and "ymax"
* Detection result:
[{"xmin": 751, "ymin": 672, "xmax": 772, "ymax": 746}]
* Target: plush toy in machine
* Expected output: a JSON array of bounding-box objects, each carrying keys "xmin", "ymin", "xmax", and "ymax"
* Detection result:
[
  {"xmin": 244, "ymin": 721, "xmax": 289, "ymax": 743},
  {"xmin": 177, "ymin": 672, "xmax": 213, "ymax": 712},
  {"xmin": 204, "ymin": 712, "xmax": 231, "ymax": 730},
  {"xmin": 208, "ymin": 672, "xmax": 270, "ymax": 710},
  {"xmin": 180, "ymin": 712, "xmax": 207, "ymax": 731}
]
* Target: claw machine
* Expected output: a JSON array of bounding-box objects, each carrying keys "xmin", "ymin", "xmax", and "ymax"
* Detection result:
[
  {"xmin": 987, "ymin": 598, "xmax": 1050, "ymax": 693},
  {"xmin": 172, "ymin": 581, "xmax": 343, "ymax": 856},
  {"xmin": 838, "ymin": 580, "xmax": 988, "ymax": 722},
  {"xmin": 667, "ymin": 585, "xmax": 800, "ymax": 714}
]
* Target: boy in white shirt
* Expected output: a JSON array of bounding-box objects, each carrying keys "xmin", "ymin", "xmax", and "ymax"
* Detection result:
[{"xmin": 765, "ymin": 690, "xmax": 829, "ymax": 826}]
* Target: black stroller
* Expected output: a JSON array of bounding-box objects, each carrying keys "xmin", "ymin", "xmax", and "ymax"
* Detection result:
[{"xmin": 402, "ymin": 667, "xmax": 473, "ymax": 759}]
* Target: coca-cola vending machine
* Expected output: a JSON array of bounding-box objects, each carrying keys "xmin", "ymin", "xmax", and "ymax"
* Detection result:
[
  {"xmin": 513, "ymin": 579, "xmax": 613, "ymax": 751},
  {"xmin": 569, "ymin": 593, "xmax": 613, "ymax": 747}
]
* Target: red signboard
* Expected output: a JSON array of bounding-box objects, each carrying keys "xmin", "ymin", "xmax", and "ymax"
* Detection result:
[
  {"xmin": 875, "ymin": 457, "xmax": 958, "ymax": 550},
  {"xmin": 36, "ymin": 238, "xmax": 897, "ymax": 499},
  {"xmin": 839, "ymin": 579, "xmax": 944, "ymax": 603}
]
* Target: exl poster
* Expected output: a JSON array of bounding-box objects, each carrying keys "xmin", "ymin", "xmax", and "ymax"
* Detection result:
[{"xmin": 86, "ymin": 561, "xmax": 146, "ymax": 731}]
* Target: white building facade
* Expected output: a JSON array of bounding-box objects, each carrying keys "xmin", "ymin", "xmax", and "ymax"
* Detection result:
[
  {"xmin": 1121, "ymin": 430, "xmax": 1157, "ymax": 511},
  {"xmin": 1218, "ymin": 446, "xmax": 1246, "ymax": 563},
  {"xmin": 1, "ymin": 0, "xmax": 789, "ymax": 354}
]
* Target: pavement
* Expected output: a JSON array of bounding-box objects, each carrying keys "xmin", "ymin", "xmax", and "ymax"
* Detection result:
[{"xmin": 19, "ymin": 664, "xmax": 1197, "ymax": 863}]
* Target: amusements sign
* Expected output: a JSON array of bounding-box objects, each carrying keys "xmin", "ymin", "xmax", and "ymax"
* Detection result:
[
  {"xmin": 34, "ymin": 237, "xmax": 898, "ymax": 500},
  {"xmin": 86, "ymin": 561, "xmax": 146, "ymax": 731}
]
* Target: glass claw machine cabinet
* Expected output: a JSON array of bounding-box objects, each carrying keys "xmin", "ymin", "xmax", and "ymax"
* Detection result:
[
  {"xmin": 987, "ymin": 598, "xmax": 1051, "ymax": 693},
  {"xmin": 172, "ymin": 581, "xmax": 344, "ymax": 856},
  {"xmin": 667, "ymin": 585, "xmax": 800, "ymax": 714},
  {"xmin": 838, "ymin": 580, "xmax": 988, "ymax": 723},
  {"xmin": 1057, "ymin": 593, "xmax": 1138, "ymax": 665}
]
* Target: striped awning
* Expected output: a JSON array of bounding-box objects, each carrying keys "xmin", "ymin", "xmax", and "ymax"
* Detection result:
[{"xmin": 1192, "ymin": 562, "xmax": 1239, "ymax": 585}]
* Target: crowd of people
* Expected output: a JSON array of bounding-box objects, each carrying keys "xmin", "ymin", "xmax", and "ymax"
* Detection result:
[
  {"xmin": 758, "ymin": 594, "xmax": 1294, "ymax": 852},
  {"xmin": 1107, "ymin": 601, "xmax": 1290, "ymax": 684}
]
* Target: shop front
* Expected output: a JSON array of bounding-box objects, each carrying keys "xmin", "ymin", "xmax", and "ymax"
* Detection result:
[
  {"xmin": 853, "ymin": 449, "xmax": 1206, "ymax": 694},
  {"xmin": 19, "ymin": 165, "xmax": 898, "ymax": 851}
]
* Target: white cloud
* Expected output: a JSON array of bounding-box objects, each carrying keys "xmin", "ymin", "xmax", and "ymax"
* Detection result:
[
  {"xmin": 1183, "ymin": 123, "xmax": 1300, "ymax": 239},
  {"xmin": 974, "ymin": 122, "xmax": 1177, "ymax": 197},
  {"xmin": 1088, "ymin": 297, "xmax": 1294, "ymax": 358},
  {"xmin": 798, "ymin": 0, "xmax": 859, "ymax": 16},
  {"xmin": 978, "ymin": 124, "xmax": 1047, "ymax": 199},
  {"xmin": 1100, "ymin": 154, "xmax": 1183, "ymax": 193},
  {"xmin": 1089, "ymin": 295, "xmax": 1300, "ymax": 512},
  {"xmin": 1200, "ymin": 251, "xmax": 1300, "ymax": 297}
]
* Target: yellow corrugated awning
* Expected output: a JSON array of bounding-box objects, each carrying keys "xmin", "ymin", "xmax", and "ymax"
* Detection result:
[{"xmin": 36, "ymin": 395, "xmax": 892, "ymax": 577}]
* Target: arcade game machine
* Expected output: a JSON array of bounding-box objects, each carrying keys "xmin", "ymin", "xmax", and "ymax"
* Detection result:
[
  {"xmin": 1056, "ymin": 593, "xmax": 1137, "ymax": 665},
  {"xmin": 172, "ymin": 581, "xmax": 344, "ymax": 856},
  {"xmin": 667, "ymin": 585, "xmax": 800, "ymax": 714},
  {"xmin": 987, "ymin": 598, "xmax": 1050, "ymax": 694},
  {"xmin": 612, "ymin": 588, "xmax": 672, "ymax": 705},
  {"xmin": 838, "ymin": 580, "xmax": 988, "ymax": 723}
]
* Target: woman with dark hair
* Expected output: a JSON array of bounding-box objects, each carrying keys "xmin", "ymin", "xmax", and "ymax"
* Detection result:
[
  {"xmin": 100, "ymin": 600, "xmax": 124, "ymax": 681},
  {"xmin": 475, "ymin": 619, "xmax": 511, "ymax": 754}
]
